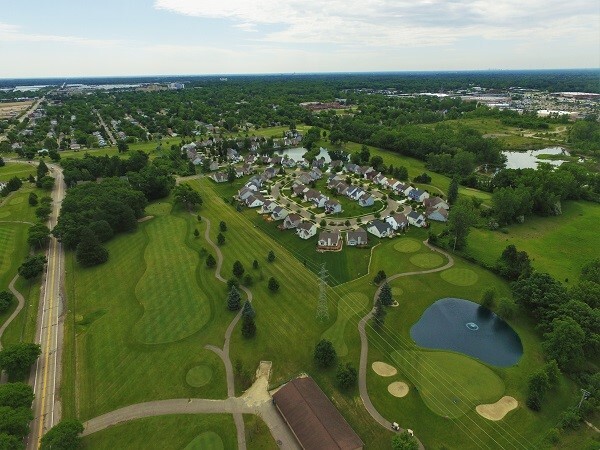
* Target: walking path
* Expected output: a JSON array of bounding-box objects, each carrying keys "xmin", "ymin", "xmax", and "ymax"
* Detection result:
[
  {"xmin": 357, "ymin": 241, "xmax": 454, "ymax": 450},
  {"xmin": 0, "ymin": 275, "xmax": 25, "ymax": 351}
]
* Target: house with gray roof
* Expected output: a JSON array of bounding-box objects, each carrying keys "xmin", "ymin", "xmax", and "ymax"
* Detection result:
[
  {"xmin": 346, "ymin": 228, "xmax": 368, "ymax": 246},
  {"xmin": 366, "ymin": 219, "xmax": 393, "ymax": 238},
  {"xmin": 407, "ymin": 210, "xmax": 426, "ymax": 227},
  {"xmin": 317, "ymin": 231, "xmax": 342, "ymax": 250},
  {"xmin": 296, "ymin": 221, "xmax": 317, "ymax": 239}
]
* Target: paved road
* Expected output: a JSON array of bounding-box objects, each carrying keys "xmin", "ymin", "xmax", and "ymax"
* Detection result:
[
  {"xmin": 95, "ymin": 111, "xmax": 117, "ymax": 146},
  {"xmin": 201, "ymin": 215, "xmax": 249, "ymax": 450},
  {"xmin": 357, "ymin": 241, "xmax": 454, "ymax": 450},
  {"xmin": 27, "ymin": 162, "xmax": 66, "ymax": 449}
]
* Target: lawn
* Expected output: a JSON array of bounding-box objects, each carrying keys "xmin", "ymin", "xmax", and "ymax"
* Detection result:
[
  {"xmin": 466, "ymin": 200, "xmax": 600, "ymax": 283},
  {"xmin": 62, "ymin": 199, "xmax": 233, "ymax": 420},
  {"xmin": 58, "ymin": 137, "xmax": 184, "ymax": 160},
  {"xmin": 0, "ymin": 162, "xmax": 36, "ymax": 182},
  {"xmin": 80, "ymin": 414, "xmax": 236, "ymax": 450}
]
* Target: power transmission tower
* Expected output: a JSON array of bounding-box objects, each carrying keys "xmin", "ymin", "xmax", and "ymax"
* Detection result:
[{"xmin": 316, "ymin": 263, "xmax": 329, "ymax": 321}]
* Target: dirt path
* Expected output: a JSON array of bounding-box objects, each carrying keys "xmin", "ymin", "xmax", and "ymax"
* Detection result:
[
  {"xmin": 201, "ymin": 215, "xmax": 250, "ymax": 450},
  {"xmin": 357, "ymin": 241, "xmax": 454, "ymax": 450}
]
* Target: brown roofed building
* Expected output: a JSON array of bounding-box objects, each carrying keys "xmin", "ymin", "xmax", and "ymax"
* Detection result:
[{"xmin": 273, "ymin": 376, "xmax": 364, "ymax": 450}]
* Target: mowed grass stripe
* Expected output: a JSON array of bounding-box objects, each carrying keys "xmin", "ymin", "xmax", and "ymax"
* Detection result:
[{"xmin": 133, "ymin": 215, "xmax": 211, "ymax": 344}]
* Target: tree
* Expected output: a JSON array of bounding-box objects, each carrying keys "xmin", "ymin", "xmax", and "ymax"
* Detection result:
[
  {"xmin": 252, "ymin": 259, "xmax": 259, "ymax": 270},
  {"xmin": 267, "ymin": 250, "xmax": 275, "ymax": 262},
  {"xmin": 242, "ymin": 300, "xmax": 255, "ymax": 319},
  {"xmin": 496, "ymin": 245, "xmax": 532, "ymax": 281},
  {"xmin": 378, "ymin": 282, "xmax": 393, "ymax": 306},
  {"xmin": 18, "ymin": 255, "xmax": 46, "ymax": 280},
  {"xmin": 243, "ymin": 274, "xmax": 253, "ymax": 286},
  {"xmin": 40, "ymin": 419, "xmax": 84, "ymax": 450},
  {"xmin": 392, "ymin": 431, "xmax": 419, "ymax": 450},
  {"xmin": 219, "ymin": 221, "xmax": 227, "ymax": 232},
  {"xmin": 241, "ymin": 315, "xmax": 256, "ymax": 338},
  {"xmin": 0, "ymin": 343, "xmax": 41, "ymax": 379},
  {"xmin": 447, "ymin": 197, "xmax": 477, "ymax": 250},
  {"xmin": 233, "ymin": 260, "xmax": 245, "ymax": 278},
  {"xmin": 0, "ymin": 406, "xmax": 32, "ymax": 439},
  {"xmin": 117, "ymin": 140, "xmax": 129, "ymax": 153},
  {"xmin": 227, "ymin": 286, "xmax": 241, "ymax": 311},
  {"xmin": 206, "ymin": 254, "xmax": 216, "ymax": 268},
  {"xmin": 397, "ymin": 166, "xmax": 408, "ymax": 181},
  {"xmin": 580, "ymin": 258, "xmax": 600, "ymax": 284},
  {"xmin": 373, "ymin": 270, "xmax": 387, "ymax": 285},
  {"xmin": 28, "ymin": 192, "xmax": 38, "ymax": 206},
  {"xmin": 0, "ymin": 432, "xmax": 21, "ymax": 449},
  {"xmin": 0, "ymin": 292, "xmax": 13, "ymax": 313},
  {"xmin": 373, "ymin": 297, "xmax": 386, "ymax": 328},
  {"xmin": 336, "ymin": 363, "xmax": 358, "ymax": 390},
  {"xmin": 543, "ymin": 317, "xmax": 586, "ymax": 371},
  {"xmin": 36, "ymin": 160, "xmax": 49, "ymax": 180},
  {"xmin": 27, "ymin": 223, "xmax": 50, "ymax": 250},
  {"xmin": 0, "ymin": 383, "xmax": 34, "ymax": 409},
  {"xmin": 35, "ymin": 204, "xmax": 52, "ymax": 221},
  {"xmin": 447, "ymin": 177, "xmax": 459, "ymax": 204},
  {"xmin": 496, "ymin": 297, "xmax": 515, "ymax": 319},
  {"xmin": 193, "ymin": 229, "xmax": 200, "ymax": 239},
  {"xmin": 76, "ymin": 227, "xmax": 109, "ymax": 267},
  {"xmin": 512, "ymin": 272, "xmax": 567, "ymax": 322},
  {"xmin": 314, "ymin": 339, "xmax": 337, "ymax": 368},
  {"xmin": 268, "ymin": 277, "xmax": 279, "ymax": 292},
  {"xmin": 481, "ymin": 288, "xmax": 495, "ymax": 309},
  {"xmin": 526, "ymin": 369, "xmax": 550, "ymax": 411},
  {"xmin": 217, "ymin": 233, "xmax": 225, "ymax": 246},
  {"xmin": 173, "ymin": 184, "xmax": 202, "ymax": 210}
]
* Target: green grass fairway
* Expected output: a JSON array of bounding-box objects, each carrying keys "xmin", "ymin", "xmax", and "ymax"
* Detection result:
[
  {"xmin": 321, "ymin": 292, "xmax": 369, "ymax": 356},
  {"xmin": 0, "ymin": 163, "xmax": 36, "ymax": 182},
  {"xmin": 467, "ymin": 201, "xmax": 600, "ymax": 283},
  {"xmin": 391, "ymin": 350, "xmax": 504, "ymax": 418},
  {"xmin": 183, "ymin": 431, "xmax": 224, "ymax": 450},
  {"xmin": 133, "ymin": 215, "xmax": 211, "ymax": 344},
  {"xmin": 186, "ymin": 365, "xmax": 213, "ymax": 388},
  {"xmin": 81, "ymin": 415, "xmax": 235, "ymax": 450},
  {"xmin": 409, "ymin": 253, "xmax": 444, "ymax": 269},
  {"xmin": 394, "ymin": 238, "xmax": 422, "ymax": 253},
  {"xmin": 391, "ymin": 287, "xmax": 403, "ymax": 297},
  {"xmin": 440, "ymin": 268, "xmax": 479, "ymax": 286}
]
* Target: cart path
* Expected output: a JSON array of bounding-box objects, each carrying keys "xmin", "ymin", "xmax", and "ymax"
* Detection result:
[
  {"xmin": 201, "ymin": 215, "xmax": 253, "ymax": 450},
  {"xmin": 357, "ymin": 240, "xmax": 453, "ymax": 450},
  {"xmin": 0, "ymin": 275, "xmax": 26, "ymax": 352}
]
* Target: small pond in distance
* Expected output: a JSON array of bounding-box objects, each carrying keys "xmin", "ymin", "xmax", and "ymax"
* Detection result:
[{"xmin": 410, "ymin": 298, "xmax": 523, "ymax": 367}]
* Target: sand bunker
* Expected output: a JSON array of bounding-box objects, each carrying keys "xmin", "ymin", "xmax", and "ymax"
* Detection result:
[
  {"xmin": 476, "ymin": 396, "xmax": 518, "ymax": 421},
  {"xmin": 372, "ymin": 361, "xmax": 397, "ymax": 377},
  {"xmin": 388, "ymin": 382, "xmax": 409, "ymax": 398}
]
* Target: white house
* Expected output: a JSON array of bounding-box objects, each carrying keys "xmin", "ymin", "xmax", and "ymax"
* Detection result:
[
  {"xmin": 358, "ymin": 193, "xmax": 375, "ymax": 207},
  {"xmin": 211, "ymin": 172, "xmax": 228, "ymax": 183},
  {"xmin": 409, "ymin": 188, "xmax": 430, "ymax": 203},
  {"xmin": 296, "ymin": 221, "xmax": 317, "ymax": 239},
  {"xmin": 283, "ymin": 213, "xmax": 303, "ymax": 229},
  {"xmin": 424, "ymin": 197, "xmax": 450, "ymax": 211},
  {"xmin": 271, "ymin": 206, "xmax": 289, "ymax": 221},
  {"xmin": 367, "ymin": 220, "xmax": 393, "ymax": 238},
  {"xmin": 346, "ymin": 229, "xmax": 368, "ymax": 246},
  {"xmin": 245, "ymin": 194, "xmax": 265, "ymax": 208},
  {"xmin": 259, "ymin": 200, "xmax": 277, "ymax": 214},
  {"xmin": 386, "ymin": 213, "xmax": 409, "ymax": 231},
  {"xmin": 317, "ymin": 231, "xmax": 342, "ymax": 249},
  {"xmin": 324, "ymin": 199, "xmax": 342, "ymax": 214},
  {"xmin": 407, "ymin": 210, "xmax": 426, "ymax": 227}
]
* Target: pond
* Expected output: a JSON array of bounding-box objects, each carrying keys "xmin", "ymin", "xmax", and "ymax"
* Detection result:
[
  {"xmin": 410, "ymin": 298, "xmax": 523, "ymax": 367},
  {"xmin": 502, "ymin": 147, "xmax": 570, "ymax": 170},
  {"xmin": 275, "ymin": 147, "xmax": 331, "ymax": 163}
]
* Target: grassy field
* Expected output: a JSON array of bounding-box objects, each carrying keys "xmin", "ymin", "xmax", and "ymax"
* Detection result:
[
  {"xmin": 58, "ymin": 137, "xmax": 184, "ymax": 160},
  {"xmin": 467, "ymin": 200, "xmax": 600, "ymax": 283},
  {"xmin": 0, "ymin": 163, "xmax": 36, "ymax": 182},
  {"xmin": 62, "ymin": 199, "xmax": 233, "ymax": 420},
  {"xmin": 243, "ymin": 415, "xmax": 279, "ymax": 450},
  {"xmin": 80, "ymin": 414, "xmax": 236, "ymax": 450}
]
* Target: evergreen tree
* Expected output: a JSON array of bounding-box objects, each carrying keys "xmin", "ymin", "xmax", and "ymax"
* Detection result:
[
  {"xmin": 36, "ymin": 160, "xmax": 49, "ymax": 180},
  {"xmin": 268, "ymin": 277, "xmax": 279, "ymax": 292},
  {"xmin": 252, "ymin": 259, "xmax": 259, "ymax": 269},
  {"xmin": 233, "ymin": 260, "xmax": 245, "ymax": 278},
  {"xmin": 206, "ymin": 254, "xmax": 216, "ymax": 268},
  {"xmin": 241, "ymin": 300, "xmax": 255, "ymax": 319},
  {"xmin": 219, "ymin": 221, "xmax": 227, "ymax": 232},
  {"xmin": 373, "ymin": 298, "xmax": 386, "ymax": 328},
  {"xmin": 227, "ymin": 286, "xmax": 241, "ymax": 311},
  {"xmin": 379, "ymin": 282, "xmax": 393, "ymax": 306},
  {"xmin": 241, "ymin": 316, "xmax": 256, "ymax": 338},
  {"xmin": 267, "ymin": 250, "xmax": 275, "ymax": 262},
  {"xmin": 448, "ymin": 177, "xmax": 459, "ymax": 204},
  {"xmin": 217, "ymin": 232, "xmax": 225, "ymax": 246}
]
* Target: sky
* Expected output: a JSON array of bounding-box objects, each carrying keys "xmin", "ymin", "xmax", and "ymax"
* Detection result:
[{"xmin": 0, "ymin": 0, "xmax": 599, "ymax": 78}]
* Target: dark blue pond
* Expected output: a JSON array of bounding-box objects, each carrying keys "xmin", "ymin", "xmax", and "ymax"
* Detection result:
[{"xmin": 410, "ymin": 298, "xmax": 523, "ymax": 367}]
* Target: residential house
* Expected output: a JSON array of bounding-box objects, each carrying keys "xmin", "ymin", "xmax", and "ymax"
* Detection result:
[
  {"xmin": 226, "ymin": 148, "xmax": 240, "ymax": 161},
  {"xmin": 346, "ymin": 228, "xmax": 368, "ymax": 246},
  {"xmin": 304, "ymin": 189, "xmax": 328, "ymax": 208},
  {"xmin": 209, "ymin": 161, "xmax": 220, "ymax": 171},
  {"xmin": 261, "ymin": 167, "xmax": 277, "ymax": 181},
  {"xmin": 330, "ymin": 160, "xmax": 343, "ymax": 170},
  {"xmin": 244, "ymin": 154, "xmax": 257, "ymax": 165},
  {"xmin": 358, "ymin": 193, "xmax": 375, "ymax": 207},
  {"xmin": 283, "ymin": 213, "xmax": 303, "ymax": 229},
  {"xmin": 426, "ymin": 207, "xmax": 448, "ymax": 222},
  {"xmin": 259, "ymin": 200, "xmax": 278, "ymax": 214},
  {"xmin": 407, "ymin": 210, "xmax": 426, "ymax": 227},
  {"xmin": 245, "ymin": 194, "xmax": 265, "ymax": 208},
  {"xmin": 297, "ymin": 173, "xmax": 312, "ymax": 185},
  {"xmin": 238, "ymin": 187, "xmax": 255, "ymax": 201},
  {"xmin": 374, "ymin": 173, "xmax": 387, "ymax": 185},
  {"xmin": 367, "ymin": 220, "xmax": 393, "ymax": 238},
  {"xmin": 317, "ymin": 231, "xmax": 342, "ymax": 250},
  {"xmin": 292, "ymin": 183, "xmax": 308, "ymax": 197},
  {"xmin": 423, "ymin": 197, "xmax": 449, "ymax": 211},
  {"xmin": 408, "ymin": 188, "xmax": 430, "ymax": 202},
  {"xmin": 312, "ymin": 157, "xmax": 326, "ymax": 169},
  {"xmin": 364, "ymin": 169, "xmax": 379, "ymax": 182},
  {"xmin": 345, "ymin": 163, "xmax": 361, "ymax": 174},
  {"xmin": 270, "ymin": 156, "xmax": 283, "ymax": 166},
  {"xmin": 385, "ymin": 213, "xmax": 408, "ymax": 231},
  {"xmin": 309, "ymin": 168, "xmax": 323, "ymax": 181},
  {"xmin": 271, "ymin": 206, "xmax": 289, "ymax": 221},
  {"xmin": 324, "ymin": 199, "xmax": 342, "ymax": 214},
  {"xmin": 234, "ymin": 167, "xmax": 245, "ymax": 178},
  {"xmin": 211, "ymin": 172, "xmax": 228, "ymax": 183},
  {"xmin": 244, "ymin": 176, "xmax": 262, "ymax": 191},
  {"xmin": 282, "ymin": 156, "xmax": 296, "ymax": 168},
  {"xmin": 296, "ymin": 221, "xmax": 317, "ymax": 239}
]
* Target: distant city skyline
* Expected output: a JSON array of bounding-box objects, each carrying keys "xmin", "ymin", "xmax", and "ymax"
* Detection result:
[{"xmin": 1, "ymin": 0, "xmax": 598, "ymax": 78}]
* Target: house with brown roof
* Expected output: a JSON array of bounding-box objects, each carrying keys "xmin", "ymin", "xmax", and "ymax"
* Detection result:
[
  {"xmin": 317, "ymin": 231, "xmax": 342, "ymax": 250},
  {"xmin": 296, "ymin": 221, "xmax": 317, "ymax": 239},
  {"xmin": 283, "ymin": 213, "xmax": 303, "ymax": 229},
  {"xmin": 424, "ymin": 196, "xmax": 450, "ymax": 210},
  {"xmin": 273, "ymin": 376, "xmax": 364, "ymax": 450},
  {"xmin": 385, "ymin": 213, "xmax": 409, "ymax": 231}
]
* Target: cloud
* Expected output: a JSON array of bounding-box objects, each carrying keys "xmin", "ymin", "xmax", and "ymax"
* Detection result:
[
  {"xmin": 154, "ymin": 0, "xmax": 599, "ymax": 47},
  {"xmin": 0, "ymin": 22, "xmax": 120, "ymax": 47}
]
